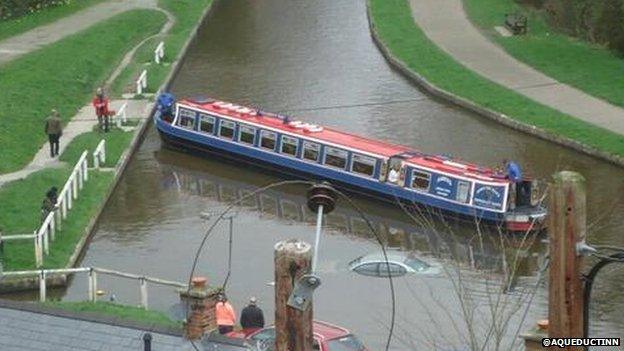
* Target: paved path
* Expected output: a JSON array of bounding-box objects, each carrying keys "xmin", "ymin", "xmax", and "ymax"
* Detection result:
[
  {"xmin": 0, "ymin": 0, "xmax": 174, "ymax": 185},
  {"xmin": 0, "ymin": 100, "xmax": 153, "ymax": 186},
  {"xmin": 0, "ymin": 0, "xmax": 159, "ymax": 65},
  {"xmin": 408, "ymin": 0, "xmax": 624, "ymax": 135},
  {"xmin": 0, "ymin": 306, "xmax": 193, "ymax": 351}
]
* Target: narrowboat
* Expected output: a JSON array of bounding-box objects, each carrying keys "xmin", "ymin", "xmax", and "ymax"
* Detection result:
[{"xmin": 154, "ymin": 94, "xmax": 546, "ymax": 232}]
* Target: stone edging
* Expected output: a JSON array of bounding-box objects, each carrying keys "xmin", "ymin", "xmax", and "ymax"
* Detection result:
[
  {"xmin": 0, "ymin": 298, "xmax": 182, "ymax": 336},
  {"xmin": 0, "ymin": 0, "xmax": 219, "ymax": 293},
  {"xmin": 365, "ymin": 1, "xmax": 624, "ymax": 168}
]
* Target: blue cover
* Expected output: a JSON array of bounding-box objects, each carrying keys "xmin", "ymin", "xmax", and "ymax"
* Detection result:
[{"xmin": 506, "ymin": 161, "xmax": 522, "ymax": 183}]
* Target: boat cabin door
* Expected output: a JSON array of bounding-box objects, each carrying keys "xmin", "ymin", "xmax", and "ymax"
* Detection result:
[{"xmin": 380, "ymin": 156, "xmax": 406, "ymax": 185}]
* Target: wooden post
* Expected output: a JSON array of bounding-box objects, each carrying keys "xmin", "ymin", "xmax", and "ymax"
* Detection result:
[
  {"xmin": 274, "ymin": 239, "xmax": 314, "ymax": 351},
  {"xmin": 549, "ymin": 171, "xmax": 585, "ymax": 343}
]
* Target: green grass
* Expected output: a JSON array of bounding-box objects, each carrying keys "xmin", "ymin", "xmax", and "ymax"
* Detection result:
[
  {"xmin": 0, "ymin": 9, "xmax": 166, "ymax": 174},
  {"xmin": 1, "ymin": 170, "xmax": 113, "ymax": 270},
  {"xmin": 463, "ymin": 0, "xmax": 624, "ymax": 108},
  {"xmin": 41, "ymin": 301, "xmax": 181, "ymax": 329},
  {"xmin": 369, "ymin": 0, "xmax": 624, "ymax": 157},
  {"xmin": 59, "ymin": 128, "xmax": 135, "ymax": 168},
  {"xmin": 0, "ymin": 168, "xmax": 70, "ymax": 237},
  {"xmin": 110, "ymin": 0, "xmax": 213, "ymax": 96},
  {"xmin": 0, "ymin": 0, "xmax": 105, "ymax": 42}
]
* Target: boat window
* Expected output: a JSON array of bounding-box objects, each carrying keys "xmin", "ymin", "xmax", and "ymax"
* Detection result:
[
  {"xmin": 281, "ymin": 135, "xmax": 298, "ymax": 156},
  {"xmin": 260, "ymin": 130, "xmax": 277, "ymax": 150},
  {"xmin": 302, "ymin": 141, "xmax": 320, "ymax": 162},
  {"xmin": 351, "ymin": 153, "xmax": 376, "ymax": 177},
  {"xmin": 324, "ymin": 147, "xmax": 348, "ymax": 169},
  {"xmin": 411, "ymin": 170, "xmax": 431, "ymax": 190},
  {"xmin": 219, "ymin": 120, "xmax": 235, "ymax": 139},
  {"xmin": 198, "ymin": 114, "xmax": 215, "ymax": 134},
  {"xmin": 177, "ymin": 108, "xmax": 196, "ymax": 129},
  {"xmin": 457, "ymin": 180, "xmax": 471, "ymax": 203},
  {"xmin": 239, "ymin": 125, "xmax": 256, "ymax": 145}
]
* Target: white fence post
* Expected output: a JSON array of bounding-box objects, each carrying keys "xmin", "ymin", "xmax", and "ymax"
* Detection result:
[
  {"xmin": 88, "ymin": 269, "xmax": 97, "ymax": 302},
  {"xmin": 55, "ymin": 207, "xmax": 62, "ymax": 232},
  {"xmin": 66, "ymin": 185, "xmax": 73, "ymax": 210},
  {"xmin": 154, "ymin": 41, "xmax": 165, "ymax": 64},
  {"xmin": 114, "ymin": 102, "xmax": 128, "ymax": 128},
  {"xmin": 34, "ymin": 234, "xmax": 42, "ymax": 267},
  {"xmin": 93, "ymin": 140, "xmax": 106, "ymax": 169},
  {"xmin": 82, "ymin": 157, "xmax": 88, "ymax": 182},
  {"xmin": 72, "ymin": 173, "xmax": 78, "ymax": 200},
  {"xmin": 39, "ymin": 270, "xmax": 46, "ymax": 302},
  {"xmin": 140, "ymin": 277, "xmax": 148, "ymax": 309},
  {"xmin": 49, "ymin": 213, "xmax": 55, "ymax": 242},
  {"xmin": 136, "ymin": 70, "xmax": 147, "ymax": 95},
  {"xmin": 42, "ymin": 227, "xmax": 49, "ymax": 256}
]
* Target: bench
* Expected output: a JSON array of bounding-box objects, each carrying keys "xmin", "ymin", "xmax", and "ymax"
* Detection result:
[{"xmin": 504, "ymin": 13, "xmax": 527, "ymax": 35}]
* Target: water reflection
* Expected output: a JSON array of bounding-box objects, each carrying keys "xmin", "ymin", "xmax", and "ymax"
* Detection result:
[{"xmin": 156, "ymin": 147, "xmax": 544, "ymax": 277}]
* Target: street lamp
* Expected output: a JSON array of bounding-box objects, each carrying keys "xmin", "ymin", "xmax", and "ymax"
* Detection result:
[
  {"xmin": 583, "ymin": 251, "xmax": 624, "ymax": 338},
  {"xmin": 200, "ymin": 210, "xmax": 238, "ymax": 288}
]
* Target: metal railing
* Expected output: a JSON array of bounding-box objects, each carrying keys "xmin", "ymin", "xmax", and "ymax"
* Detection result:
[
  {"xmin": 1, "ymin": 151, "xmax": 89, "ymax": 267},
  {"xmin": 154, "ymin": 41, "xmax": 165, "ymax": 64},
  {"xmin": 3, "ymin": 267, "xmax": 187, "ymax": 308},
  {"xmin": 113, "ymin": 102, "xmax": 128, "ymax": 128},
  {"xmin": 93, "ymin": 139, "xmax": 106, "ymax": 169},
  {"xmin": 136, "ymin": 70, "xmax": 148, "ymax": 95}
]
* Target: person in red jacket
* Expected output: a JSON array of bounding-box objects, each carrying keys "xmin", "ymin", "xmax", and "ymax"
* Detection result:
[{"xmin": 92, "ymin": 87, "xmax": 110, "ymax": 132}]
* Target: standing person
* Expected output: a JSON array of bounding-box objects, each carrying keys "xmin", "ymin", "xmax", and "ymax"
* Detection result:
[
  {"xmin": 215, "ymin": 294, "xmax": 236, "ymax": 334},
  {"xmin": 240, "ymin": 297, "xmax": 265, "ymax": 330},
  {"xmin": 92, "ymin": 87, "xmax": 110, "ymax": 132},
  {"xmin": 44, "ymin": 109, "xmax": 62, "ymax": 157}
]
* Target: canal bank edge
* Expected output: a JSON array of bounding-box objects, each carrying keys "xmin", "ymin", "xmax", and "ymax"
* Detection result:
[
  {"xmin": 365, "ymin": 1, "xmax": 624, "ymax": 168},
  {"xmin": 0, "ymin": 0, "xmax": 218, "ymax": 293}
]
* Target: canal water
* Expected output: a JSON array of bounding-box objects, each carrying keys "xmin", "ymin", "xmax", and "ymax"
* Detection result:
[{"xmin": 60, "ymin": 0, "xmax": 623, "ymax": 348}]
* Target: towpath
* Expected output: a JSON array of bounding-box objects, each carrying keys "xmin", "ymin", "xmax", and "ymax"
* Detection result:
[
  {"xmin": 408, "ymin": 0, "xmax": 624, "ymax": 135},
  {"xmin": 0, "ymin": 0, "xmax": 159, "ymax": 65},
  {"xmin": 0, "ymin": 0, "xmax": 174, "ymax": 186}
]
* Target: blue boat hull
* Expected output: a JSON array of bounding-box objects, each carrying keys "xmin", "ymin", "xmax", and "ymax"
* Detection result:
[{"xmin": 155, "ymin": 115, "xmax": 508, "ymax": 226}]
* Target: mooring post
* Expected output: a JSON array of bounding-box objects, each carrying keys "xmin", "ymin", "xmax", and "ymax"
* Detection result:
[
  {"xmin": 143, "ymin": 333, "xmax": 152, "ymax": 351},
  {"xmin": 274, "ymin": 239, "xmax": 313, "ymax": 351},
  {"xmin": 549, "ymin": 171, "xmax": 585, "ymax": 344}
]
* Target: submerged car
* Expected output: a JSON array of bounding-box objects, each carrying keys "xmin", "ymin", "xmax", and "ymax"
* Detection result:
[
  {"xmin": 229, "ymin": 320, "xmax": 368, "ymax": 351},
  {"xmin": 348, "ymin": 251, "xmax": 440, "ymax": 278}
]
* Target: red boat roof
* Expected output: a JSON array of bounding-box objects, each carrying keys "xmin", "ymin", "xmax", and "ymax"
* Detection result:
[{"xmin": 180, "ymin": 98, "xmax": 510, "ymax": 183}]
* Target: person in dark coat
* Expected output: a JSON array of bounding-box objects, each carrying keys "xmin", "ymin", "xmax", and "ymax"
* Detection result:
[
  {"xmin": 240, "ymin": 297, "xmax": 265, "ymax": 330},
  {"xmin": 41, "ymin": 187, "xmax": 59, "ymax": 222},
  {"xmin": 44, "ymin": 109, "xmax": 63, "ymax": 157}
]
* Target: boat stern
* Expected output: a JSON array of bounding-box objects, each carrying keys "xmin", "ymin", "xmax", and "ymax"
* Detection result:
[{"xmin": 504, "ymin": 206, "xmax": 547, "ymax": 233}]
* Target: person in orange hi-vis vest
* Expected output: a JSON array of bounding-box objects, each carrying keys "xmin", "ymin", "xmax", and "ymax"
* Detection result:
[{"xmin": 215, "ymin": 293, "xmax": 236, "ymax": 334}]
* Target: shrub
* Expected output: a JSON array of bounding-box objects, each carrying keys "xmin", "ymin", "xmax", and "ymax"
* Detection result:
[{"xmin": 0, "ymin": 0, "xmax": 72, "ymax": 20}]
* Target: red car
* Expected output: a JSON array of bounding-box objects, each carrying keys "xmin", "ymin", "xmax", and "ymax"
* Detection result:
[{"xmin": 228, "ymin": 320, "xmax": 368, "ymax": 351}]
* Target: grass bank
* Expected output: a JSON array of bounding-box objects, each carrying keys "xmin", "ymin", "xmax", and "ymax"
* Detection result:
[
  {"xmin": 110, "ymin": 0, "xmax": 213, "ymax": 96},
  {"xmin": 0, "ymin": 0, "xmax": 105, "ymax": 42},
  {"xmin": 463, "ymin": 0, "xmax": 624, "ymax": 108},
  {"xmin": 41, "ymin": 301, "xmax": 181, "ymax": 329},
  {"xmin": 368, "ymin": 0, "xmax": 624, "ymax": 157},
  {"xmin": 0, "ymin": 9, "xmax": 166, "ymax": 174},
  {"xmin": 60, "ymin": 128, "xmax": 135, "ymax": 168},
  {"xmin": 0, "ymin": 128, "xmax": 134, "ymax": 270}
]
